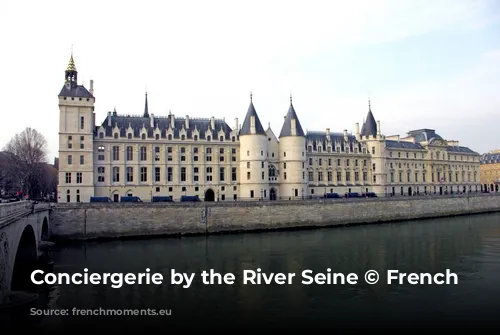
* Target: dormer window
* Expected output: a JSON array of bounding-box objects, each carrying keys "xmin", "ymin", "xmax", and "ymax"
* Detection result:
[
  {"xmin": 114, "ymin": 133, "xmax": 118, "ymax": 139},
  {"xmin": 220, "ymin": 136, "xmax": 224, "ymax": 142},
  {"xmin": 128, "ymin": 133, "xmax": 132, "ymax": 139},
  {"xmin": 207, "ymin": 136, "xmax": 211, "ymax": 141},
  {"xmin": 194, "ymin": 135, "xmax": 198, "ymax": 141},
  {"xmin": 181, "ymin": 135, "xmax": 185, "ymax": 140},
  {"xmin": 168, "ymin": 134, "xmax": 172, "ymax": 140},
  {"xmin": 99, "ymin": 132, "xmax": 104, "ymax": 139},
  {"xmin": 142, "ymin": 134, "xmax": 146, "ymax": 140},
  {"xmin": 155, "ymin": 134, "xmax": 159, "ymax": 140}
]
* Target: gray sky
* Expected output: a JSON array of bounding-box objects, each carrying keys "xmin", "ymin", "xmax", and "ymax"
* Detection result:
[{"xmin": 1, "ymin": 0, "xmax": 499, "ymax": 161}]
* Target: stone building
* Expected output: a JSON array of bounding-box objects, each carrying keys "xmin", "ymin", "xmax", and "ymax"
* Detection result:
[
  {"xmin": 480, "ymin": 150, "xmax": 500, "ymax": 192},
  {"xmin": 358, "ymin": 102, "xmax": 481, "ymax": 196},
  {"xmin": 57, "ymin": 54, "xmax": 481, "ymax": 202}
]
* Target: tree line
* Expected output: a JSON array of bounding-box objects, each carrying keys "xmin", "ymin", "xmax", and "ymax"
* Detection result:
[{"xmin": 0, "ymin": 128, "xmax": 57, "ymax": 200}]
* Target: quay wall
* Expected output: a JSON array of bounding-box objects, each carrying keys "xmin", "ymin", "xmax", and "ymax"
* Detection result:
[{"xmin": 49, "ymin": 194, "xmax": 500, "ymax": 240}]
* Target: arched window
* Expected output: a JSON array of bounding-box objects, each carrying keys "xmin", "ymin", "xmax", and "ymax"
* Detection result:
[
  {"xmin": 194, "ymin": 135, "xmax": 198, "ymax": 141},
  {"xmin": 207, "ymin": 136, "xmax": 211, "ymax": 141},
  {"xmin": 128, "ymin": 133, "xmax": 132, "ymax": 139},
  {"xmin": 181, "ymin": 135, "xmax": 185, "ymax": 140},
  {"xmin": 168, "ymin": 134, "xmax": 172, "ymax": 140},
  {"xmin": 114, "ymin": 133, "xmax": 118, "ymax": 139},
  {"xmin": 155, "ymin": 134, "xmax": 159, "ymax": 140},
  {"xmin": 141, "ymin": 133, "xmax": 146, "ymax": 140},
  {"xmin": 220, "ymin": 136, "xmax": 224, "ymax": 142}
]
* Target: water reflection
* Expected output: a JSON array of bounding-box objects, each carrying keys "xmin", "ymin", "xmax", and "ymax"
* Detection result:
[{"xmin": 11, "ymin": 213, "xmax": 500, "ymax": 330}]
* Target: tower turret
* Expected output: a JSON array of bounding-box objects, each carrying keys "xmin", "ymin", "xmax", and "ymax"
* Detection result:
[
  {"xmin": 360, "ymin": 99, "xmax": 377, "ymax": 138},
  {"xmin": 278, "ymin": 95, "xmax": 307, "ymax": 199},
  {"xmin": 238, "ymin": 93, "xmax": 270, "ymax": 200}
]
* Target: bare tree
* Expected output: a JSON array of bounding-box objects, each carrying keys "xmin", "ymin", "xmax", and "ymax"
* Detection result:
[{"xmin": 3, "ymin": 128, "xmax": 48, "ymax": 199}]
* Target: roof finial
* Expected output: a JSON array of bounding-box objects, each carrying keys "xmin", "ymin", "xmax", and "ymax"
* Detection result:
[
  {"xmin": 368, "ymin": 97, "xmax": 371, "ymax": 111},
  {"xmin": 290, "ymin": 92, "xmax": 292, "ymax": 104},
  {"xmin": 250, "ymin": 91, "xmax": 253, "ymax": 102}
]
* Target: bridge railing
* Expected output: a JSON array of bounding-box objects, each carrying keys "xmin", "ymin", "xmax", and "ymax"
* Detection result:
[{"xmin": 0, "ymin": 201, "xmax": 33, "ymax": 228}]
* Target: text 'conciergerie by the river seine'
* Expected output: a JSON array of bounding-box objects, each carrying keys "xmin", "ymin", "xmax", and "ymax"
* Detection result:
[{"xmin": 30, "ymin": 268, "xmax": 458, "ymax": 288}]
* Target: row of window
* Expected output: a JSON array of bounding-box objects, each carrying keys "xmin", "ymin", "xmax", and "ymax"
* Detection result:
[
  {"xmin": 308, "ymin": 157, "xmax": 368, "ymax": 167},
  {"xmin": 307, "ymin": 171, "xmax": 369, "ymax": 183},
  {"xmin": 389, "ymin": 171, "xmax": 478, "ymax": 183},
  {"xmin": 306, "ymin": 143, "xmax": 365, "ymax": 154},
  {"xmin": 389, "ymin": 150, "xmax": 477, "ymax": 162},
  {"xmin": 101, "ymin": 146, "xmax": 238, "ymax": 162},
  {"xmin": 99, "ymin": 132, "xmax": 238, "ymax": 142},
  {"xmin": 98, "ymin": 166, "xmax": 238, "ymax": 183}
]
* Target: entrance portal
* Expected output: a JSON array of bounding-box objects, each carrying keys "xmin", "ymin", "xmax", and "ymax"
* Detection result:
[
  {"xmin": 270, "ymin": 188, "xmax": 277, "ymax": 201},
  {"xmin": 205, "ymin": 189, "xmax": 215, "ymax": 202}
]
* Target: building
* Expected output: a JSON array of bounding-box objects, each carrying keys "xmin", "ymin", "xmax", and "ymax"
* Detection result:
[
  {"xmin": 57, "ymin": 54, "xmax": 481, "ymax": 203},
  {"xmin": 480, "ymin": 150, "xmax": 500, "ymax": 192},
  {"xmin": 358, "ymin": 102, "xmax": 481, "ymax": 196}
]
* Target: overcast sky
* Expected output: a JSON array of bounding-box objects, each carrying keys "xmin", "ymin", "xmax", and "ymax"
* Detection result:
[{"xmin": 1, "ymin": 0, "xmax": 499, "ymax": 161}]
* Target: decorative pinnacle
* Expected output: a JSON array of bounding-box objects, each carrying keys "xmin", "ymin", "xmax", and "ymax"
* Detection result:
[
  {"xmin": 250, "ymin": 91, "xmax": 253, "ymax": 102},
  {"xmin": 290, "ymin": 93, "xmax": 292, "ymax": 104}
]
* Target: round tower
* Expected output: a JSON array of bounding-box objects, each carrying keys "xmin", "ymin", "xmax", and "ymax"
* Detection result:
[
  {"xmin": 238, "ymin": 94, "xmax": 270, "ymax": 200},
  {"xmin": 278, "ymin": 95, "xmax": 307, "ymax": 199}
]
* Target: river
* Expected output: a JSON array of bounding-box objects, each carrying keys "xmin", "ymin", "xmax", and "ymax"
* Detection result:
[{"xmin": 7, "ymin": 213, "xmax": 500, "ymax": 331}]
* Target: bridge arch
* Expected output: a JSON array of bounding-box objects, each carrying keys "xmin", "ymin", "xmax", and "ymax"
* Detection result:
[
  {"xmin": 11, "ymin": 224, "xmax": 37, "ymax": 291},
  {"xmin": 41, "ymin": 217, "xmax": 49, "ymax": 241}
]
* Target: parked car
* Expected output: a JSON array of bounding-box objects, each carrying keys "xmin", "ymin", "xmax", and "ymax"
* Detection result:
[
  {"xmin": 120, "ymin": 196, "xmax": 143, "ymax": 203},
  {"xmin": 180, "ymin": 195, "xmax": 201, "ymax": 202},
  {"xmin": 346, "ymin": 192, "xmax": 362, "ymax": 198},
  {"xmin": 152, "ymin": 196, "xmax": 174, "ymax": 202},
  {"xmin": 364, "ymin": 192, "xmax": 377, "ymax": 198},
  {"xmin": 325, "ymin": 193, "xmax": 342, "ymax": 199},
  {"xmin": 90, "ymin": 196, "xmax": 113, "ymax": 203}
]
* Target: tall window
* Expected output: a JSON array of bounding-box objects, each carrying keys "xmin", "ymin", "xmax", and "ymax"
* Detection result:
[
  {"xmin": 80, "ymin": 136, "xmax": 84, "ymax": 149},
  {"xmin": 232, "ymin": 167, "xmax": 237, "ymax": 181},
  {"xmin": 80, "ymin": 155, "xmax": 84, "ymax": 165},
  {"xmin": 112, "ymin": 146, "xmax": 119, "ymax": 160},
  {"xmin": 80, "ymin": 116, "xmax": 84, "ymax": 130},
  {"xmin": 140, "ymin": 147, "xmax": 147, "ymax": 161},
  {"xmin": 127, "ymin": 167, "xmax": 133, "ymax": 182},
  {"xmin": 140, "ymin": 167, "xmax": 148, "ymax": 182},
  {"xmin": 126, "ymin": 146, "xmax": 133, "ymax": 161},
  {"xmin": 155, "ymin": 167, "xmax": 161, "ymax": 182},
  {"xmin": 181, "ymin": 167, "xmax": 186, "ymax": 182},
  {"xmin": 112, "ymin": 167, "xmax": 120, "ymax": 182},
  {"xmin": 155, "ymin": 147, "xmax": 160, "ymax": 161},
  {"xmin": 76, "ymin": 172, "xmax": 82, "ymax": 184},
  {"xmin": 206, "ymin": 167, "xmax": 213, "ymax": 182},
  {"xmin": 219, "ymin": 167, "xmax": 225, "ymax": 181},
  {"xmin": 65, "ymin": 172, "xmax": 71, "ymax": 183},
  {"xmin": 168, "ymin": 167, "xmax": 173, "ymax": 182},
  {"xmin": 68, "ymin": 155, "xmax": 72, "ymax": 165}
]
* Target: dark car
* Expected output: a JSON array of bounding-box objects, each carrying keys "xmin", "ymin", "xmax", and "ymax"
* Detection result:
[
  {"xmin": 152, "ymin": 196, "xmax": 174, "ymax": 202},
  {"xmin": 346, "ymin": 192, "xmax": 362, "ymax": 198},
  {"xmin": 90, "ymin": 196, "xmax": 113, "ymax": 203},
  {"xmin": 180, "ymin": 195, "xmax": 201, "ymax": 202},
  {"xmin": 120, "ymin": 196, "xmax": 143, "ymax": 203},
  {"xmin": 325, "ymin": 193, "xmax": 342, "ymax": 199},
  {"xmin": 364, "ymin": 192, "xmax": 377, "ymax": 198}
]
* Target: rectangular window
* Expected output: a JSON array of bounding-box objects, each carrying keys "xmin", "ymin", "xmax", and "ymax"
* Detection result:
[
  {"xmin": 156, "ymin": 167, "xmax": 161, "ymax": 182},
  {"xmin": 232, "ymin": 167, "xmax": 237, "ymax": 181},
  {"xmin": 363, "ymin": 172, "xmax": 367, "ymax": 182},
  {"xmin": 112, "ymin": 146, "xmax": 119, "ymax": 161},
  {"xmin": 309, "ymin": 171, "xmax": 314, "ymax": 181},
  {"xmin": 168, "ymin": 167, "xmax": 173, "ymax": 182},
  {"xmin": 65, "ymin": 172, "xmax": 71, "ymax": 183},
  {"xmin": 181, "ymin": 167, "xmax": 186, "ymax": 182},
  {"xmin": 126, "ymin": 146, "xmax": 133, "ymax": 161},
  {"xmin": 140, "ymin": 147, "xmax": 147, "ymax": 161},
  {"xmin": 155, "ymin": 146, "xmax": 160, "ymax": 161},
  {"xmin": 250, "ymin": 190, "xmax": 254, "ymax": 198},
  {"xmin": 68, "ymin": 155, "xmax": 72, "ymax": 165},
  {"xmin": 67, "ymin": 136, "xmax": 72, "ymax": 149},
  {"xmin": 113, "ymin": 167, "xmax": 119, "ymax": 182},
  {"xmin": 206, "ymin": 167, "xmax": 213, "ymax": 182},
  {"xmin": 127, "ymin": 167, "xmax": 133, "ymax": 182},
  {"xmin": 141, "ymin": 167, "xmax": 148, "ymax": 182},
  {"xmin": 337, "ymin": 172, "xmax": 342, "ymax": 182},
  {"xmin": 80, "ymin": 136, "xmax": 84, "ymax": 149},
  {"xmin": 219, "ymin": 167, "xmax": 225, "ymax": 181},
  {"xmin": 76, "ymin": 172, "xmax": 82, "ymax": 184},
  {"xmin": 318, "ymin": 171, "xmax": 323, "ymax": 181},
  {"xmin": 80, "ymin": 155, "xmax": 84, "ymax": 165},
  {"xmin": 346, "ymin": 172, "xmax": 350, "ymax": 182},
  {"xmin": 247, "ymin": 172, "xmax": 251, "ymax": 180},
  {"xmin": 328, "ymin": 171, "xmax": 332, "ymax": 182},
  {"xmin": 80, "ymin": 116, "xmax": 84, "ymax": 130}
]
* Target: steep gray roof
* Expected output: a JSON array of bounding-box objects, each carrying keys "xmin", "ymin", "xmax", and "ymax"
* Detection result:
[
  {"xmin": 279, "ymin": 102, "xmax": 305, "ymax": 138},
  {"xmin": 58, "ymin": 84, "xmax": 94, "ymax": 98},
  {"xmin": 386, "ymin": 140, "xmax": 425, "ymax": 150},
  {"xmin": 446, "ymin": 146, "xmax": 477, "ymax": 154},
  {"xmin": 360, "ymin": 104, "xmax": 377, "ymax": 137},
  {"xmin": 407, "ymin": 129, "xmax": 443, "ymax": 143},
  {"xmin": 97, "ymin": 114, "xmax": 233, "ymax": 140},
  {"xmin": 239, "ymin": 100, "xmax": 266, "ymax": 136},
  {"xmin": 481, "ymin": 153, "xmax": 500, "ymax": 163},
  {"xmin": 306, "ymin": 131, "xmax": 361, "ymax": 153}
]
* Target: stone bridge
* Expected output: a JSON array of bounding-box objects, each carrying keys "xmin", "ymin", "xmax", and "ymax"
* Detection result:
[{"xmin": 0, "ymin": 201, "xmax": 51, "ymax": 305}]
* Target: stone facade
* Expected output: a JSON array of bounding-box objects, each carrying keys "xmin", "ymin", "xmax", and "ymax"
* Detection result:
[
  {"xmin": 57, "ymin": 54, "xmax": 481, "ymax": 203},
  {"xmin": 480, "ymin": 149, "xmax": 500, "ymax": 192},
  {"xmin": 50, "ymin": 194, "xmax": 500, "ymax": 240}
]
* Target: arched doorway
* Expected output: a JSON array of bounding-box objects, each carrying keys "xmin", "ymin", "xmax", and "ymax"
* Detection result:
[
  {"xmin": 269, "ymin": 188, "xmax": 277, "ymax": 201},
  {"xmin": 11, "ymin": 225, "xmax": 37, "ymax": 291},
  {"xmin": 205, "ymin": 189, "xmax": 215, "ymax": 202}
]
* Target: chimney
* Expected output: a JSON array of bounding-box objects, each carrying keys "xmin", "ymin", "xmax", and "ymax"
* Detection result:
[
  {"xmin": 377, "ymin": 120, "xmax": 381, "ymax": 136},
  {"xmin": 326, "ymin": 128, "xmax": 330, "ymax": 136},
  {"xmin": 343, "ymin": 129, "xmax": 347, "ymax": 138},
  {"xmin": 89, "ymin": 79, "xmax": 94, "ymax": 95},
  {"xmin": 170, "ymin": 113, "xmax": 175, "ymax": 128},
  {"xmin": 185, "ymin": 115, "xmax": 190, "ymax": 129},
  {"xmin": 234, "ymin": 118, "xmax": 238, "ymax": 130},
  {"xmin": 150, "ymin": 113, "xmax": 154, "ymax": 128},
  {"xmin": 210, "ymin": 116, "xmax": 215, "ymax": 130},
  {"xmin": 107, "ymin": 111, "xmax": 112, "ymax": 126},
  {"xmin": 355, "ymin": 123, "xmax": 360, "ymax": 136}
]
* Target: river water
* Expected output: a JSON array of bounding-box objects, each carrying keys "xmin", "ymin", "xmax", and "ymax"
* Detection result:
[{"xmin": 7, "ymin": 213, "xmax": 500, "ymax": 331}]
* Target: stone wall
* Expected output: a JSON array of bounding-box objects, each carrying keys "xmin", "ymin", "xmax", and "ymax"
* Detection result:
[{"xmin": 50, "ymin": 194, "xmax": 500, "ymax": 240}]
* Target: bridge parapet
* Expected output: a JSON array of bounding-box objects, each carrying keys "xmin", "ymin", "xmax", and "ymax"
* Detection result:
[{"xmin": 0, "ymin": 201, "xmax": 33, "ymax": 227}]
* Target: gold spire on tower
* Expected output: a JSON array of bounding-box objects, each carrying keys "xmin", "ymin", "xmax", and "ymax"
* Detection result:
[{"xmin": 66, "ymin": 53, "xmax": 77, "ymax": 72}]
